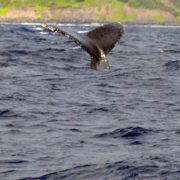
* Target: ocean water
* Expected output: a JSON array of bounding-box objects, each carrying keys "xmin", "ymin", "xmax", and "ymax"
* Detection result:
[{"xmin": 0, "ymin": 23, "xmax": 180, "ymax": 180}]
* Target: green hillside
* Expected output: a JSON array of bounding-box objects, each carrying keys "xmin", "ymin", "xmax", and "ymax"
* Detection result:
[{"xmin": 0, "ymin": 0, "xmax": 180, "ymax": 22}]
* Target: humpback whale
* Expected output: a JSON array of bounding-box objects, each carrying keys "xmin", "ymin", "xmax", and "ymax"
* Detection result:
[{"xmin": 41, "ymin": 23, "xmax": 124, "ymax": 70}]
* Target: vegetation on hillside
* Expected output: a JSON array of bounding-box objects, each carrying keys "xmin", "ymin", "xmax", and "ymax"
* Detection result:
[
  {"xmin": 0, "ymin": 0, "xmax": 180, "ymax": 22},
  {"xmin": 128, "ymin": 0, "xmax": 176, "ymax": 15}
]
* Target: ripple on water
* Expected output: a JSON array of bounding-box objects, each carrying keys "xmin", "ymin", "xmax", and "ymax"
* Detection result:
[
  {"xmin": 164, "ymin": 60, "xmax": 180, "ymax": 71},
  {"xmin": 0, "ymin": 109, "xmax": 17, "ymax": 117},
  {"xmin": 0, "ymin": 24, "xmax": 180, "ymax": 180},
  {"xmin": 20, "ymin": 161, "xmax": 161, "ymax": 180},
  {"xmin": 94, "ymin": 126, "xmax": 157, "ymax": 139}
]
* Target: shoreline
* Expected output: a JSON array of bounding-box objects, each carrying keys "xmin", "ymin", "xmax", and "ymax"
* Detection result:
[{"xmin": 1, "ymin": 21, "xmax": 180, "ymax": 27}]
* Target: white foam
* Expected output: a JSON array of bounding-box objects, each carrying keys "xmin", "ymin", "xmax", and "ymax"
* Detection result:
[
  {"xmin": 34, "ymin": 27, "xmax": 43, "ymax": 31},
  {"xmin": 0, "ymin": 22, "xmax": 41, "ymax": 26},
  {"xmin": 157, "ymin": 49, "xmax": 164, "ymax": 53},
  {"xmin": 77, "ymin": 30, "xmax": 88, "ymax": 33},
  {"xmin": 125, "ymin": 24, "xmax": 180, "ymax": 29},
  {"xmin": 0, "ymin": 22, "xmax": 180, "ymax": 29},
  {"xmin": 39, "ymin": 32, "xmax": 48, "ymax": 35},
  {"xmin": 71, "ymin": 46, "xmax": 81, "ymax": 50}
]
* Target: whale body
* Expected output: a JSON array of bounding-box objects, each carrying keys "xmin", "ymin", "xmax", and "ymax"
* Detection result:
[{"xmin": 41, "ymin": 23, "xmax": 124, "ymax": 70}]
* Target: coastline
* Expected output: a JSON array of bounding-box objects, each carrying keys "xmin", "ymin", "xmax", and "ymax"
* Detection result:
[
  {"xmin": 1, "ymin": 21, "xmax": 180, "ymax": 29},
  {"xmin": 0, "ymin": 20, "xmax": 180, "ymax": 26}
]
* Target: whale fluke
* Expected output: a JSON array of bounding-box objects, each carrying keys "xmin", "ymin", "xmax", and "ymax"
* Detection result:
[{"xmin": 41, "ymin": 23, "xmax": 124, "ymax": 70}]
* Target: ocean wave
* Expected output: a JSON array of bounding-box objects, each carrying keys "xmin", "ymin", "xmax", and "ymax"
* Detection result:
[
  {"xmin": 20, "ymin": 161, "xmax": 169, "ymax": 180},
  {"xmin": 95, "ymin": 127, "xmax": 157, "ymax": 139},
  {"xmin": 164, "ymin": 60, "xmax": 180, "ymax": 70},
  {"xmin": 0, "ymin": 23, "xmax": 180, "ymax": 180},
  {"xmin": 0, "ymin": 109, "xmax": 16, "ymax": 117}
]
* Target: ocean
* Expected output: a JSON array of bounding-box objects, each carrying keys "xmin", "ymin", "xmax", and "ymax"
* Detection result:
[{"xmin": 0, "ymin": 23, "xmax": 180, "ymax": 180}]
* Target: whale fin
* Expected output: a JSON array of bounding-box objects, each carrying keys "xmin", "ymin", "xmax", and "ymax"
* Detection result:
[
  {"xmin": 86, "ymin": 23, "xmax": 124, "ymax": 55},
  {"xmin": 41, "ymin": 23, "xmax": 101, "ymax": 59},
  {"xmin": 41, "ymin": 23, "xmax": 124, "ymax": 70}
]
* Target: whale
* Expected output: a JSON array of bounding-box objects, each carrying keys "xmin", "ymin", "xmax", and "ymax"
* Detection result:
[{"xmin": 41, "ymin": 22, "xmax": 124, "ymax": 70}]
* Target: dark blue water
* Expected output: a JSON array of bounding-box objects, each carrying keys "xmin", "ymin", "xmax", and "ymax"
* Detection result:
[{"xmin": 0, "ymin": 23, "xmax": 180, "ymax": 180}]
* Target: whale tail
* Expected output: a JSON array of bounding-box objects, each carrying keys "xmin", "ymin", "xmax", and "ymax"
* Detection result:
[{"xmin": 41, "ymin": 23, "xmax": 124, "ymax": 70}]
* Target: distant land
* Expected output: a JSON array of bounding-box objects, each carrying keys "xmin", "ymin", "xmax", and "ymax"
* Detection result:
[{"xmin": 0, "ymin": 0, "xmax": 180, "ymax": 23}]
